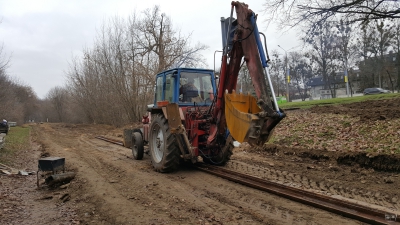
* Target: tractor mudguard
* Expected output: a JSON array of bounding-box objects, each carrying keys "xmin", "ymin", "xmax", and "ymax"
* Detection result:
[{"xmin": 165, "ymin": 103, "xmax": 197, "ymax": 163}]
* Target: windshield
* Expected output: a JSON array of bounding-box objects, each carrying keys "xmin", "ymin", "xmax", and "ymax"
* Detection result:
[{"xmin": 179, "ymin": 72, "xmax": 214, "ymax": 103}]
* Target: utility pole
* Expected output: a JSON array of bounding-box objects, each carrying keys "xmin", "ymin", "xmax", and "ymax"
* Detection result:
[
  {"xmin": 395, "ymin": 53, "xmax": 400, "ymax": 93},
  {"xmin": 278, "ymin": 45, "xmax": 290, "ymax": 102},
  {"xmin": 345, "ymin": 59, "xmax": 350, "ymax": 97}
]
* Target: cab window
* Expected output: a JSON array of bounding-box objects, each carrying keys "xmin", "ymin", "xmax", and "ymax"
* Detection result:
[
  {"xmin": 155, "ymin": 76, "xmax": 163, "ymax": 102},
  {"xmin": 165, "ymin": 73, "xmax": 175, "ymax": 102},
  {"xmin": 179, "ymin": 72, "xmax": 213, "ymax": 103}
]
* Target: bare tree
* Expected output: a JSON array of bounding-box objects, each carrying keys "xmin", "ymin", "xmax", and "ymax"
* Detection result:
[
  {"xmin": 370, "ymin": 20, "xmax": 395, "ymax": 89},
  {"xmin": 356, "ymin": 23, "xmax": 376, "ymax": 89},
  {"xmin": 133, "ymin": 6, "xmax": 208, "ymax": 73},
  {"xmin": 264, "ymin": 0, "xmax": 400, "ymax": 29},
  {"xmin": 335, "ymin": 20, "xmax": 357, "ymax": 95},
  {"xmin": 238, "ymin": 65, "xmax": 254, "ymax": 94},
  {"xmin": 394, "ymin": 20, "xmax": 400, "ymax": 92},
  {"xmin": 357, "ymin": 21, "xmax": 394, "ymax": 89},
  {"xmin": 0, "ymin": 44, "xmax": 10, "ymax": 72},
  {"xmin": 304, "ymin": 21, "xmax": 340, "ymax": 97},
  {"xmin": 65, "ymin": 5, "xmax": 208, "ymax": 127},
  {"xmin": 0, "ymin": 72, "xmax": 15, "ymax": 119},
  {"xmin": 288, "ymin": 51, "xmax": 312, "ymax": 100},
  {"xmin": 0, "ymin": 74, "xmax": 39, "ymax": 124},
  {"xmin": 0, "ymin": 43, "xmax": 16, "ymax": 121},
  {"xmin": 1, "ymin": 26, "xmax": 40, "ymax": 124},
  {"xmin": 46, "ymin": 86, "xmax": 69, "ymax": 122},
  {"xmin": 269, "ymin": 50, "xmax": 286, "ymax": 97}
]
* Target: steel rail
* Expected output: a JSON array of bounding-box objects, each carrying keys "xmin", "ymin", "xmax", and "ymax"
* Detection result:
[
  {"xmin": 95, "ymin": 136, "xmax": 124, "ymax": 146},
  {"xmin": 195, "ymin": 163, "xmax": 398, "ymax": 225},
  {"xmin": 94, "ymin": 136, "xmax": 398, "ymax": 224}
]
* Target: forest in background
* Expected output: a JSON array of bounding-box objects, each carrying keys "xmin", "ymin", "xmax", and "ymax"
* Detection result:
[{"xmin": 1, "ymin": 1, "xmax": 400, "ymax": 126}]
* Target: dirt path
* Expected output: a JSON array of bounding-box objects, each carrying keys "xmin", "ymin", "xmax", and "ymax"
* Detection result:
[
  {"xmin": 2, "ymin": 97, "xmax": 400, "ymax": 224},
  {"xmin": 0, "ymin": 123, "xmax": 364, "ymax": 225},
  {"xmin": 0, "ymin": 130, "xmax": 79, "ymax": 225}
]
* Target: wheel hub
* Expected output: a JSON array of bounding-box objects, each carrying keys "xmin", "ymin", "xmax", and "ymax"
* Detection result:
[{"xmin": 151, "ymin": 124, "xmax": 164, "ymax": 163}]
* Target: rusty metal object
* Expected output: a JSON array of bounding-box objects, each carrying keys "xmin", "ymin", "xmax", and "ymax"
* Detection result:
[
  {"xmin": 45, "ymin": 172, "xmax": 76, "ymax": 186},
  {"xmin": 38, "ymin": 157, "xmax": 65, "ymax": 172},
  {"xmin": 166, "ymin": 103, "xmax": 182, "ymax": 131},
  {"xmin": 37, "ymin": 157, "xmax": 66, "ymax": 187},
  {"xmin": 123, "ymin": 129, "xmax": 133, "ymax": 148},
  {"xmin": 195, "ymin": 163, "xmax": 398, "ymax": 225},
  {"xmin": 166, "ymin": 103, "xmax": 196, "ymax": 162},
  {"xmin": 95, "ymin": 136, "xmax": 124, "ymax": 146}
]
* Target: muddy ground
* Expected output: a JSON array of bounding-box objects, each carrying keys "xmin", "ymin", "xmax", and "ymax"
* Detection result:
[{"xmin": 1, "ymin": 97, "xmax": 400, "ymax": 225}]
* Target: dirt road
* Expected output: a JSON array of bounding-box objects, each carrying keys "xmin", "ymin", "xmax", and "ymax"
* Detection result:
[
  {"xmin": 1, "ymin": 97, "xmax": 400, "ymax": 224},
  {"xmin": 0, "ymin": 123, "xmax": 359, "ymax": 225}
]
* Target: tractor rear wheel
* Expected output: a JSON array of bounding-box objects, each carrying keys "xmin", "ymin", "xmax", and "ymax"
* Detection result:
[
  {"xmin": 203, "ymin": 135, "xmax": 234, "ymax": 166},
  {"xmin": 149, "ymin": 114, "xmax": 180, "ymax": 172},
  {"xmin": 132, "ymin": 132, "xmax": 144, "ymax": 160}
]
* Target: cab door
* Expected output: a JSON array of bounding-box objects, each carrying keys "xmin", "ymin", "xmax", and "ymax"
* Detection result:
[{"xmin": 164, "ymin": 72, "xmax": 177, "ymax": 103}]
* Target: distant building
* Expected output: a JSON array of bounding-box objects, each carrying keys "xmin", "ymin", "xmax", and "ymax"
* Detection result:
[{"xmin": 306, "ymin": 71, "xmax": 361, "ymax": 99}]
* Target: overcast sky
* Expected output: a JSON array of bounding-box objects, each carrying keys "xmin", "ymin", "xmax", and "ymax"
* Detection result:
[{"xmin": 0, "ymin": 0, "xmax": 298, "ymax": 99}]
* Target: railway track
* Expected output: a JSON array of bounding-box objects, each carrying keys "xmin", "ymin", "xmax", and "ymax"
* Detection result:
[
  {"xmin": 95, "ymin": 136, "xmax": 124, "ymax": 146},
  {"xmin": 196, "ymin": 163, "xmax": 398, "ymax": 225},
  {"xmin": 95, "ymin": 136, "xmax": 398, "ymax": 224}
]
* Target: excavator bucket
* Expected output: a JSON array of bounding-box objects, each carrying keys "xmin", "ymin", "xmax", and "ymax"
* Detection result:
[{"xmin": 225, "ymin": 91, "xmax": 263, "ymax": 143}]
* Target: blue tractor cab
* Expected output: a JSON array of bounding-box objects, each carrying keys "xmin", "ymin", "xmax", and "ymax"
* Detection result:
[{"xmin": 153, "ymin": 68, "xmax": 217, "ymax": 106}]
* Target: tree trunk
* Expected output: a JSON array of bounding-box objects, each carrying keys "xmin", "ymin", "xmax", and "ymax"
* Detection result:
[{"xmin": 386, "ymin": 70, "xmax": 395, "ymax": 92}]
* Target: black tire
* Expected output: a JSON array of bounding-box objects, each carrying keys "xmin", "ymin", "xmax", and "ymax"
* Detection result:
[
  {"xmin": 132, "ymin": 132, "xmax": 144, "ymax": 160},
  {"xmin": 203, "ymin": 135, "xmax": 234, "ymax": 166},
  {"xmin": 148, "ymin": 114, "xmax": 180, "ymax": 173}
]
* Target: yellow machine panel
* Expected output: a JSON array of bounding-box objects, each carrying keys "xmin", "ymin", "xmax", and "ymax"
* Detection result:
[{"xmin": 224, "ymin": 91, "xmax": 262, "ymax": 143}]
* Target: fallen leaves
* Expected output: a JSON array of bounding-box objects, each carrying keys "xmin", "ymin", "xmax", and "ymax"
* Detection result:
[{"xmin": 274, "ymin": 109, "xmax": 400, "ymax": 154}]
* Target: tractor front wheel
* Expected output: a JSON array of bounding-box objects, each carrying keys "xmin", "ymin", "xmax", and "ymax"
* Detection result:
[{"xmin": 149, "ymin": 114, "xmax": 180, "ymax": 172}]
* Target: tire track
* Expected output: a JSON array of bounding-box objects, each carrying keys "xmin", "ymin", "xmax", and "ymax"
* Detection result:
[{"xmin": 225, "ymin": 160, "xmax": 400, "ymax": 213}]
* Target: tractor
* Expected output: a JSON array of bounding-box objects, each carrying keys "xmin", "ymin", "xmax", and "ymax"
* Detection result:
[{"xmin": 129, "ymin": 1, "xmax": 285, "ymax": 172}]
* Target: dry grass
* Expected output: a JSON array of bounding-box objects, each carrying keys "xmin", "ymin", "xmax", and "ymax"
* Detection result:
[{"xmin": 0, "ymin": 126, "xmax": 31, "ymax": 164}]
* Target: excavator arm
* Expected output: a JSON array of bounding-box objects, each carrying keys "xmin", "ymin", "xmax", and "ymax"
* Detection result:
[{"xmin": 214, "ymin": 1, "xmax": 285, "ymax": 146}]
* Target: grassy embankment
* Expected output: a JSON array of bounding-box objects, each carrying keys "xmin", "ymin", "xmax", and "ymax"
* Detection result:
[
  {"xmin": 273, "ymin": 93, "xmax": 400, "ymax": 153},
  {"xmin": 0, "ymin": 126, "xmax": 31, "ymax": 164},
  {"xmin": 279, "ymin": 93, "xmax": 400, "ymax": 109}
]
